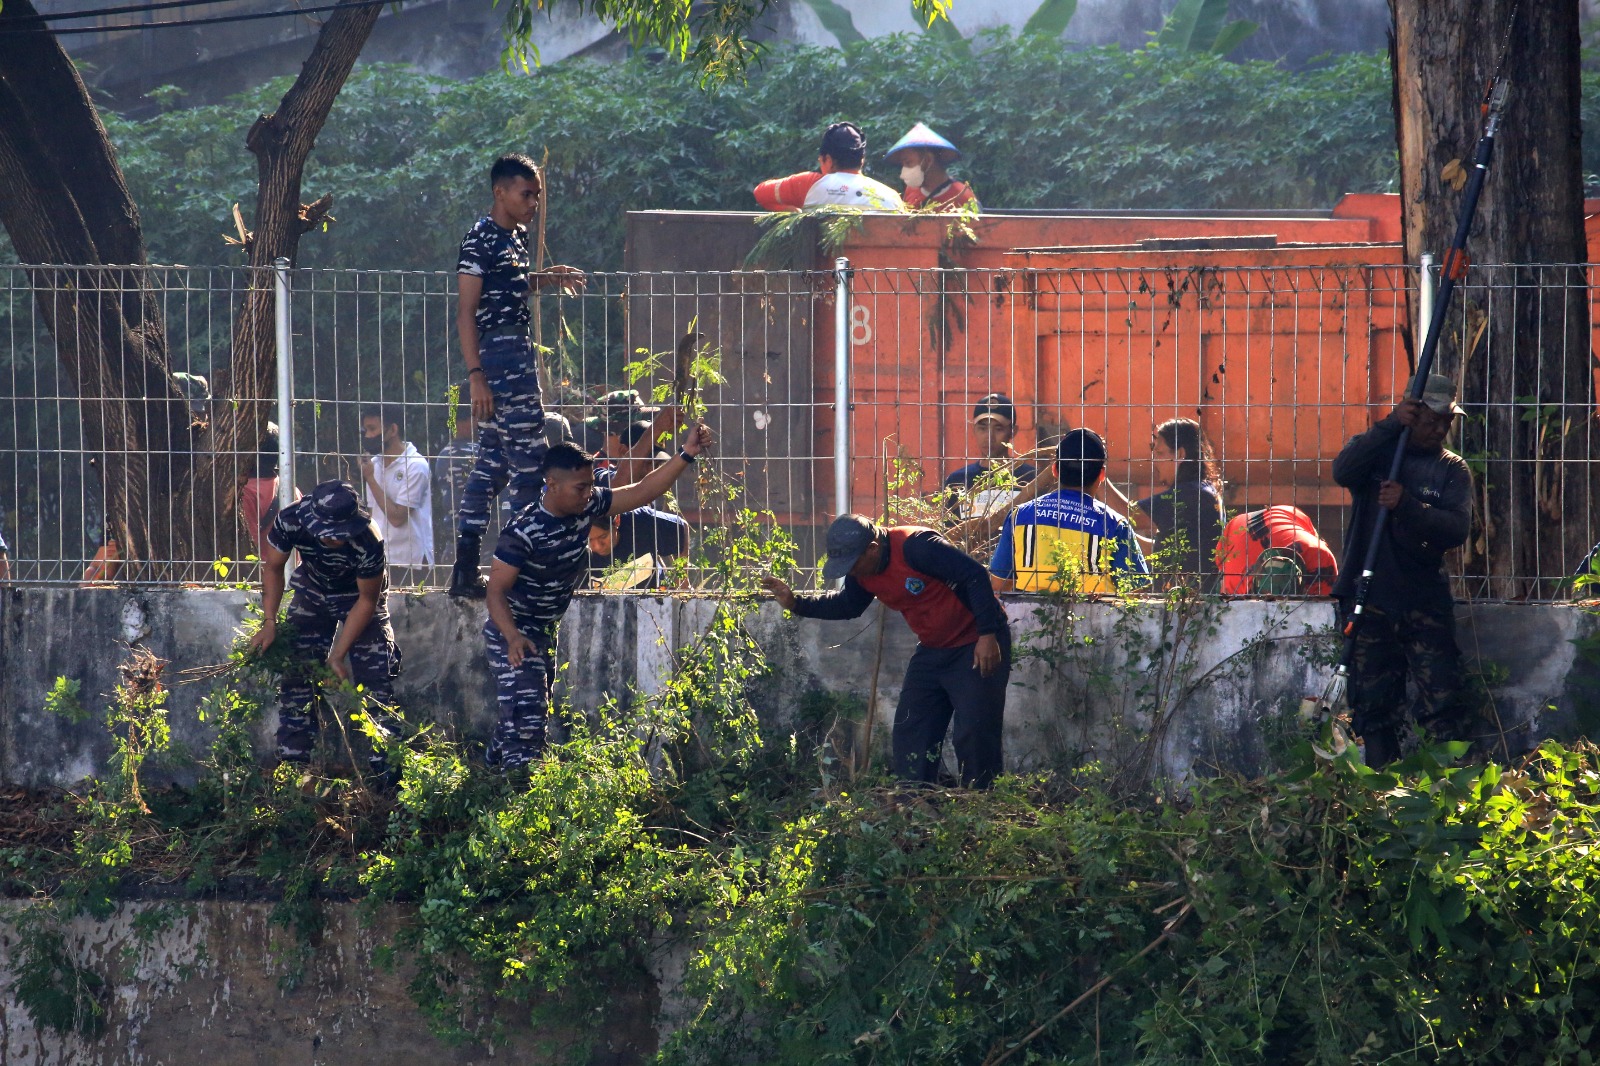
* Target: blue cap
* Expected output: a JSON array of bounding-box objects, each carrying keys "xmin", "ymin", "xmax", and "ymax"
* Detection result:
[
  {"xmin": 822, "ymin": 514, "xmax": 882, "ymax": 581},
  {"xmin": 972, "ymin": 392, "xmax": 1017, "ymax": 425},
  {"xmin": 884, "ymin": 123, "xmax": 961, "ymax": 165},
  {"xmin": 303, "ymin": 480, "xmax": 370, "ymax": 541}
]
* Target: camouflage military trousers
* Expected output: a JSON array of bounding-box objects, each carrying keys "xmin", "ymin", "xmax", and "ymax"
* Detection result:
[
  {"xmin": 457, "ymin": 333, "xmax": 547, "ymax": 537},
  {"xmin": 277, "ymin": 590, "xmax": 404, "ymax": 766},
  {"xmin": 1340, "ymin": 599, "xmax": 1466, "ymax": 758},
  {"xmin": 483, "ymin": 618, "xmax": 558, "ymax": 770}
]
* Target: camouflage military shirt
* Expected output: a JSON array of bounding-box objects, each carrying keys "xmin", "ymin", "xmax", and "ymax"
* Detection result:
[
  {"xmin": 493, "ymin": 487, "xmax": 615, "ymax": 630},
  {"xmin": 457, "ymin": 216, "xmax": 530, "ymax": 337},
  {"xmin": 267, "ymin": 498, "xmax": 387, "ymax": 598}
]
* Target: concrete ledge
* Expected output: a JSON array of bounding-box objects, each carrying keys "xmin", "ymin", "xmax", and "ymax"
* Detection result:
[{"xmin": 0, "ymin": 589, "xmax": 1593, "ymax": 788}]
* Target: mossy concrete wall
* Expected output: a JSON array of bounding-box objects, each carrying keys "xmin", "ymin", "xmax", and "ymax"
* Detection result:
[
  {"xmin": 0, "ymin": 900, "xmax": 664, "ymax": 1065},
  {"xmin": 0, "ymin": 588, "xmax": 1593, "ymax": 789}
]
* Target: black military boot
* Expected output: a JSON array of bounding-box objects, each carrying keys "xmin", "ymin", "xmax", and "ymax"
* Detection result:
[{"xmin": 449, "ymin": 532, "xmax": 487, "ymax": 599}]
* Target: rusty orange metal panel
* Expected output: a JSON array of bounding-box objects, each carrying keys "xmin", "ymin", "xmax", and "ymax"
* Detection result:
[{"xmin": 1007, "ymin": 248, "xmax": 1407, "ymax": 514}]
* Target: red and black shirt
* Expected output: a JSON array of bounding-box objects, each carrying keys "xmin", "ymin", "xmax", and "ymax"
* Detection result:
[{"xmin": 790, "ymin": 526, "xmax": 1006, "ymax": 648}]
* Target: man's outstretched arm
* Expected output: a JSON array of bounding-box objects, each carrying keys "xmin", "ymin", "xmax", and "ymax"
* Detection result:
[{"xmin": 608, "ymin": 423, "xmax": 713, "ymax": 515}]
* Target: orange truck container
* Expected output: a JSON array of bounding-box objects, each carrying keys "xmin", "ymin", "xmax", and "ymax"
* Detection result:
[{"xmin": 624, "ymin": 195, "xmax": 1599, "ymax": 546}]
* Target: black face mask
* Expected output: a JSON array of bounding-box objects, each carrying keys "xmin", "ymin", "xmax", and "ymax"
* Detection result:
[{"xmin": 360, "ymin": 434, "xmax": 383, "ymax": 455}]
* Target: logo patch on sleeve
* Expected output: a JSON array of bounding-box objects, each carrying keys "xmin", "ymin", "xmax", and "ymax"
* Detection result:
[{"xmin": 904, "ymin": 577, "xmax": 926, "ymax": 595}]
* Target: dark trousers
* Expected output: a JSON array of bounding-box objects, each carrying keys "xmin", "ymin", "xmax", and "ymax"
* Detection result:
[
  {"xmin": 483, "ymin": 618, "xmax": 558, "ymax": 769},
  {"xmin": 1341, "ymin": 599, "xmax": 1465, "ymax": 763},
  {"xmin": 277, "ymin": 590, "xmax": 403, "ymax": 766},
  {"xmin": 891, "ymin": 637, "xmax": 1010, "ymax": 789},
  {"xmin": 458, "ymin": 333, "xmax": 548, "ymax": 538}
]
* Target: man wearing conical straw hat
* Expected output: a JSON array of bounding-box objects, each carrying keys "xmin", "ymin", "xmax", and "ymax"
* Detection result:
[{"xmin": 883, "ymin": 122, "xmax": 980, "ymax": 212}]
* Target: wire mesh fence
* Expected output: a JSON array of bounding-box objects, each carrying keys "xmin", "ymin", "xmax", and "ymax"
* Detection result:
[{"xmin": 2, "ymin": 260, "xmax": 1597, "ymax": 599}]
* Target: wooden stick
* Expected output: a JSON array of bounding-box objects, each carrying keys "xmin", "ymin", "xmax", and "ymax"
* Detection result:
[
  {"xmin": 983, "ymin": 900, "xmax": 1193, "ymax": 1066},
  {"xmin": 856, "ymin": 601, "xmax": 887, "ymax": 779}
]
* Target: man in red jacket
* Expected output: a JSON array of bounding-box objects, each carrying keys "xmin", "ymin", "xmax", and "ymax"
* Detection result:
[
  {"xmin": 762, "ymin": 514, "xmax": 1010, "ymax": 788},
  {"xmin": 753, "ymin": 122, "xmax": 903, "ymax": 213},
  {"xmin": 1215, "ymin": 505, "xmax": 1338, "ymax": 597}
]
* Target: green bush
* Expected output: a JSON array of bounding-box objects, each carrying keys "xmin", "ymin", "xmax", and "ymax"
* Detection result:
[
  {"xmin": 657, "ymin": 742, "xmax": 1600, "ymax": 1065},
  {"xmin": 12, "ymin": 639, "xmax": 1600, "ymax": 1061}
]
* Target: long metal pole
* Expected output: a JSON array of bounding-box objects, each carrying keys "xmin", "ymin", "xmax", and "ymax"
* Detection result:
[
  {"xmin": 1418, "ymin": 251, "xmax": 1435, "ymax": 335},
  {"xmin": 273, "ymin": 257, "xmax": 295, "ymax": 507},
  {"xmin": 833, "ymin": 255, "xmax": 851, "ymax": 520},
  {"xmin": 1336, "ymin": 81, "xmax": 1507, "ymax": 681}
]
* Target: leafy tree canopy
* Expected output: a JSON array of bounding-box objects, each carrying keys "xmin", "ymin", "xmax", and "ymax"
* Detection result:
[{"xmin": 61, "ymin": 35, "xmax": 1412, "ymax": 272}]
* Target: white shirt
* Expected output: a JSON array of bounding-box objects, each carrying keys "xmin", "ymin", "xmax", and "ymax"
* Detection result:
[
  {"xmin": 803, "ymin": 171, "xmax": 905, "ymax": 211},
  {"xmin": 367, "ymin": 443, "xmax": 434, "ymax": 567}
]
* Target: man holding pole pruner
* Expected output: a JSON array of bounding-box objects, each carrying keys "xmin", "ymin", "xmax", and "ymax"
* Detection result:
[{"xmin": 1330, "ymin": 376, "xmax": 1473, "ymax": 767}]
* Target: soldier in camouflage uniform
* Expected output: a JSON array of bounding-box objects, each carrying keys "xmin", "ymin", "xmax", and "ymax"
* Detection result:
[
  {"xmin": 450, "ymin": 153, "xmax": 587, "ymax": 599},
  {"xmin": 1331, "ymin": 376, "xmax": 1474, "ymax": 767},
  {"xmin": 484, "ymin": 426, "xmax": 712, "ymax": 770},
  {"xmin": 249, "ymin": 480, "xmax": 405, "ymax": 775}
]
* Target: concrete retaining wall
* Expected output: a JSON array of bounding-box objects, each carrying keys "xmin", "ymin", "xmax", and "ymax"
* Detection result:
[
  {"xmin": 0, "ymin": 900, "xmax": 663, "ymax": 1065},
  {"xmin": 1, "ymin": 588, "xmax": 1595, "ymax": 788}
]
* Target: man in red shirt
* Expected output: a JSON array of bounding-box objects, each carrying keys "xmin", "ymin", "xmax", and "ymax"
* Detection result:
[
  {"xmin": 753, "ymin": 122, "xmax": 903, "ymax": 212},
  {"xmin": 883, "ymin": 122, "xmax": 980, "ymax": 212},
  {"xmin": 762, "ymin": 514, "xmax": 1010, "ymax": 788},
  {"xmin": 1215, "ymin": 506, "xmax": 1339, "ymax": 596}
]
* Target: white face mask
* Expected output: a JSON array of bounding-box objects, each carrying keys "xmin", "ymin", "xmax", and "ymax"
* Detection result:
[{"xmin": 900, "ymin": 164, "xmax": 925, "ymax": 189}]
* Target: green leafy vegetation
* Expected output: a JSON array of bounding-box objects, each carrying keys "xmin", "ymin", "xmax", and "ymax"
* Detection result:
[
  {"xmin": 1154, "ymin": 0, "xmax": 1259, "ymax": 57},
  {"xmin": 6, "ymin": 523, "xmax": 1599, "ymax": 1060},
  {"xmin": 11, "ymin": 657, "xmax": 1600, "ymax": 1062},
  {"xmin": 800, "ymin": 0, "xmax": 865, "ymax": 46},
  {"xmin": 7, "ymin": 903, "xmax": 108, "ymax": 1040},
  {"xmin": 1022, "ymin": 0, "xmax": 1080, "ymax": 40},
  {"xmin": 43, "ymin": 676, "xmax": 88, "ymax": 725},
  {"xmin": 95, "ymin": 35, "xmax": 1409, "ymax": 274}
]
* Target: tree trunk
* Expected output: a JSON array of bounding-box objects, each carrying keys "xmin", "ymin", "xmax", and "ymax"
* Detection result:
[
  {"xmin": 1391, "ymin": 0, "xmax": 1596, "ymax": 598},
  {"xmin": 0, "ymin": 0, "xmax": 378, "ymax": 578},
  {"xmin": 189, "ymin": 0, "xmax": 382, "ymax": 546},
  {"xmin": 0, "ymin": 0, "xmax": 192, "ymax": 575}
]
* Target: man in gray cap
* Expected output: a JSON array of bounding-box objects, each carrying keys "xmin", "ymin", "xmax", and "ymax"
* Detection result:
[
  {"xmin": 249, "ymin": 480, "xmax": 405, "ymax": 778},
  {"xmin": 762, "ymin": 515, "xmax": 1010, "ymax": 788},
  {"xmin": 1331, "ymin": 375, "xmax": 1474, "ymax": 767}
]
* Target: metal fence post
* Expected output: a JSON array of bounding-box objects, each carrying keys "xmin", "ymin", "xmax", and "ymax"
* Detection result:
[
  {"xmin": 833, "ymin": 256, "xmax": 851, "ymax": 521},
  {"xmin": 1418, "ymin": 252, "xmax": 1435, "ymax": 354},
  {"xmin": 273, "ymin": 257, "xmax": 295, "ymax": 507}
]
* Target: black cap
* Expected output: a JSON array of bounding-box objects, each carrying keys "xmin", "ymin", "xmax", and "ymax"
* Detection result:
[
  {"xmin": 820, "ymin": 121, "xmax": 866, "ymax": 160},
  {"xmin": 821, "ymin": 513, "xmax": 881, "ymax": 580},
  {"xmin": 972, "ymin": 392, "xmax": 1016, "ymax": 426},
  {"xmin": 1057, "ymin": 428, "xmax": 1107, "ymax": 466},
  {"xmin": 302, "ymin": 480, "xmax": 370, "ymax": 541}
]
